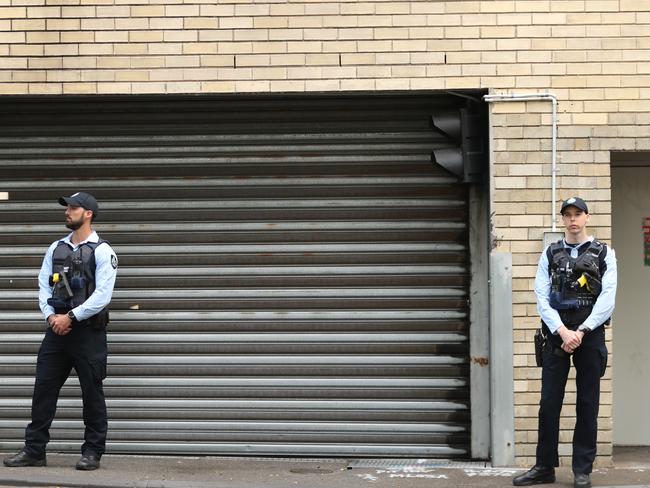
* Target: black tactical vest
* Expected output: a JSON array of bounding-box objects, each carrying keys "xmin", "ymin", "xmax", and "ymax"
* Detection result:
[
  {"xmin": 546, "ymin": 239, "xmax": 607, "ymax": 327},
  {"xmin": 50, "ymin": 239, "xmax": 109, "ymax": 326}
]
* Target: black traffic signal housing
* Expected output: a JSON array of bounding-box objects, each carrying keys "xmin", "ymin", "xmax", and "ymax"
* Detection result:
[{"xmin": 430, "ymin": 103, "xmax": 487, "ymax": 184}]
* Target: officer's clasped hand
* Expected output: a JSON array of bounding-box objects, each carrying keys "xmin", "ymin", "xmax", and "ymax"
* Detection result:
[
  {"xmin": 558, "ymin": 325, "xmax": 584, "ymax": 353},
  {"xmin": 48, "ymin": 313, "xmax": 73, "ymax": 336}
]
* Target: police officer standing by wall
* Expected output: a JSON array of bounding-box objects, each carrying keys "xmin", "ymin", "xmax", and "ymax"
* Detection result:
[
  {"xmin": 3, "ymin": 192, "xmax": 117, "ymax": 471},
  {"xmin": 513, "ymin": 197, "xmax": 617, "ymax": 488}
]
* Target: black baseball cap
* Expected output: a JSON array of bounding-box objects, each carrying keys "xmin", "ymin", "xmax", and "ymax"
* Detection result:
[
  {"xmin": 58, "ymin": 192, "xmax": 99, "ymax": 217},
  {"xmin": 560, "ymin": 196, "xmax": 588, "ymax": 215}
]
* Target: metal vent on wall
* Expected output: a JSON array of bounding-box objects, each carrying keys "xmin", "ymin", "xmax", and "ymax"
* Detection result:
[{"xmin": 0, "ymin": 93, "xmax": 476, "ymax": 458}]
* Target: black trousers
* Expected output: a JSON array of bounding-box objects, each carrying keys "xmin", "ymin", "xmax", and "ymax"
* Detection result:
[
  {"xmin": 536, "ymin": 325, "xmax": 607, "ymax": 475},
  {"xmin": 24, "ymin": 325, "xmax": 108, "ymax": 458}
]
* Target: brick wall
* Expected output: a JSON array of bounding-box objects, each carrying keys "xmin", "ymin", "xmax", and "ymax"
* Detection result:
[{"xmin": 3, "ymin": 0, "xmax": 649, "ymax": 467}]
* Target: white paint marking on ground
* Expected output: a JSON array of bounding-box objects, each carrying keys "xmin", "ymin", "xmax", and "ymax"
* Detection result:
[
  {"xmin": 387, "ymin": 473, "xmax": 449, "ymax": 479},
  {"xmin": 356, "ymin": 466, "xmax": 451, "ymax": 482},
  {"xmin": 464, "ymin": 468, "xmax": 520, "ymax": 477},
  {"xmin": 374, "ymin": 466, "xmax": 449, "ymax": 480},
  {"xmin": 356, "ymin": 473, "xmax": 379, "ymax": 483}
]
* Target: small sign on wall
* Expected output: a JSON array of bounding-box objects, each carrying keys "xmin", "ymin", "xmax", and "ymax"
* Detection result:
[{"xmin": 645, "ymin": 218, "xmax": 650, "ymax": 266}]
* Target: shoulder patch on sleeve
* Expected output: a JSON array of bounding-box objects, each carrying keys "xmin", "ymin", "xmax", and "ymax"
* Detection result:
[{"xmin": 111, "ymin": 254, "xmax": 118, "ymax": 269}]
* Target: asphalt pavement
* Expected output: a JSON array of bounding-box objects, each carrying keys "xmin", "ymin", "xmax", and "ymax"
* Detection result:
[{"xmin": 1, "ymin": 453, "xmax": 650, "ymax": 488}]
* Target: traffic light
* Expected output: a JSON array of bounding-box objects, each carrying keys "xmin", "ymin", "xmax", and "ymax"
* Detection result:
[{"xmin": 430, "ymin": 105, "xmax": 486, "ymax": 183}]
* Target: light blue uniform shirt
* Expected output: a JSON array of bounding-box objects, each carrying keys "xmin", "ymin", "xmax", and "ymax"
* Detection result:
[
  {"xmin": 534, "ymin": 236, "xmax": 617, "ymax": 335},
  {"xmin": 38, "ymin": 230, "xmax": 118, "ymax": 322}
]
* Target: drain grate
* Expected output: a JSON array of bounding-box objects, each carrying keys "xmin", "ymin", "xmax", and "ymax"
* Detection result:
[{"xmin": 347, "ymin": 459, "xmax": 488, "ymax": 469}]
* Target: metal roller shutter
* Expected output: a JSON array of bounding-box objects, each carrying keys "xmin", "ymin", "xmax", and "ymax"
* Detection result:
[{"xmin": 0, "ymin": 93, "xmax": 473, "ymax": 457}]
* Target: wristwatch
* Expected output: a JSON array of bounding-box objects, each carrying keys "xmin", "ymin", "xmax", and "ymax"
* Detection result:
[{"xmin": 67, "ymin": 310, "xmax": 76, "ymax": 321}]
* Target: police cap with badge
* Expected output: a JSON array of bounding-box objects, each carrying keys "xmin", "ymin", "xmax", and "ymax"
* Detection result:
[
  {"xmin": 560, "ymin": 196, "xmax": 588, "ymax": 215},
  {"xmin": 59, "ymin": 191, "xmax": 99, "ymax": 217}
]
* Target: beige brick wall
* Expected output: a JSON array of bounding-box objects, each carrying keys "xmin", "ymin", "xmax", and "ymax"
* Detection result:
[{"xmin": 3, "ymin": 0, "xmax": 650, "ymax": 467}]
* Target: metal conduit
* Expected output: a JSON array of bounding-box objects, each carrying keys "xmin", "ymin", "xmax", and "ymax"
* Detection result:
[{"xmin": 483, "ymin": 92, "xmax": 558, "ymax": 231}]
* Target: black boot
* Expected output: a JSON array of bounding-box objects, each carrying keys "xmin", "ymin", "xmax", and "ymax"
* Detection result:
[
  {"xmin": 513, "ymin": 466, "xmax": 556, "ymax": 486},
  {"xmin": 76, "ymin": 453, "xmax": 101, "ymax": 471},
  {"xmin": 574, "ymin": 473, "xmax": 591, "ymax": 488},
  {"xmin": 3, "ymin": 450, "xmax": 46, "ymax": 467}
]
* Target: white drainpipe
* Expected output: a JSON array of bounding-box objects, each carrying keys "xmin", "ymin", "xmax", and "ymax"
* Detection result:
[{"xmin": 482, "ymin": 92, "xmax": 559, "ymax": 232}]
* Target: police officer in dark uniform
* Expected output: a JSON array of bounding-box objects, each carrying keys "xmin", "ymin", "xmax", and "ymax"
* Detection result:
[
  {"xmin": 513, "ymin": 197, "xmax": 617, "ymax": 488},
  {"xmin": 3, "ymin": 192, "xmax": 117, "ymax": 471}
]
